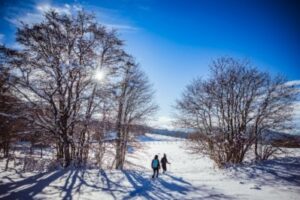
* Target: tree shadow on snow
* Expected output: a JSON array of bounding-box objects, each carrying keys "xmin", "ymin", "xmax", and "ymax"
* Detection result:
[
  {"xmin": 0, "ymin": 168, "xmax": 128, "ymax": 200},
  {"xmin": 0, "ymin": 169, "xmax": 69, "ymax": 199},
  {"xmin": 0, "ymin": 168, "xmax": 235, "ymax": 200},
  {"xmin": 121, "ymin": 170, "xmax": 234, "ymax": 200},
  {"xmin": 228, "ymin": 156, "xmax": 300, "ymax": 186},
  {"xmin": 55, "ymin": 169, "xmax": 130, "ymax": 200}
]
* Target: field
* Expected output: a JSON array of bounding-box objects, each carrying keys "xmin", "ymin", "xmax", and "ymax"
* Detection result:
[{"xmin": 0, "ymin": 134, "xmax": 299, "ymax": 200}]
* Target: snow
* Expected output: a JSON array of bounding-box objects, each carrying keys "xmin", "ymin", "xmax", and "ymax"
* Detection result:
[{"xmin": 0, "ymin": 133, "xmax": 299, "ymax": 199}]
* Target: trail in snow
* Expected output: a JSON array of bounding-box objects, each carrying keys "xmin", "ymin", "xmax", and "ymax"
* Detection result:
[{"xmin": 0, "ymin": 133, "xmax": 299, "ymax": 200}]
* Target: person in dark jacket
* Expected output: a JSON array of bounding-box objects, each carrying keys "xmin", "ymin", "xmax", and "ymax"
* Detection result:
[
  {"xmin": 151, "ymin": 155, "xmax": 160, "ymax": 178},
  {"xmin": 161, "ymin": 153, "xmax": 170, "ymax": 173}
]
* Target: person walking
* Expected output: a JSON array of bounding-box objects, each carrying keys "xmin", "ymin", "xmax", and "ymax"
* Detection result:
[
  {"xmin": 151, "ymin": 155, "xmax": 160, "ymax": 178},
  {"xmin": 161, "ymin": 153, "xmax": 170, "ymax": 173}
]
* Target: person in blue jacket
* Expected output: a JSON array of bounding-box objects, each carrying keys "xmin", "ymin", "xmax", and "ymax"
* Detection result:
[{"xmin": 151, "ymin": 155, "xmax": 160, "ymax": 178}]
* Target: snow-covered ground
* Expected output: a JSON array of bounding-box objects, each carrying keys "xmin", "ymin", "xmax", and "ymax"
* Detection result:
[{"xmin": 0, "ymin": 133, "xmax": 299, "ymax": 199}]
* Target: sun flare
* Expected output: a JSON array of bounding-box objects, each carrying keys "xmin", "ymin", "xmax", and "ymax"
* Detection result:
[{"xmin": 94, "ymin": 69, "xmax": 106, "ymax": 82}]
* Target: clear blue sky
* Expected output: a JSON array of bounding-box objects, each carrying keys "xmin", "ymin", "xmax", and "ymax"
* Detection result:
[{"xmin": 1, "ymin": 0, "xmax": 300, "ymax": 128}]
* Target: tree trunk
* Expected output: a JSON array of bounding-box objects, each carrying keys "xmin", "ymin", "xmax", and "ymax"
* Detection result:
[
  {"xmin": 254, "ymin": 138, "xmax": 259, "ymax": 160},
  {"xmin": 3, "ymin": 140, "xmax": 10, "ymax": 158},
  {"xmin": 64, "ymin": 142, "xmax": 71, "ymax": 168},
  {"xmin": 5, "ymin": 156, "xmax": 9, "ymax": 171},
  {"xmin": 56, "ymin": 142, "xmax": 64, "ymax": 160},
  {"xmin": 115, "ymin": 95, "xmax": 124, "ymax": 170},
  {"xmin": 115, "ymin": 138, "xmax": 122, "ymax": 169}
]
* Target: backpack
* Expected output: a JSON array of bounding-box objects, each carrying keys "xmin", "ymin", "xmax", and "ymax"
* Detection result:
[{"xmin": 152, "ymin": 159, "xmax": 159, "ymax": 168}]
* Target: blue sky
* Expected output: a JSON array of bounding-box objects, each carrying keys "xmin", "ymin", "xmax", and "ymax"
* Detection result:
[{"xmin": 1, "ymin": 0, "xmax": 300, "ymax": 128}]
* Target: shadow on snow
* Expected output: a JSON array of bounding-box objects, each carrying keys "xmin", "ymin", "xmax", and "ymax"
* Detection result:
[
  {"xmin": 122, "ymin": 170, "xmax": 232, "ymax": 200},
  {"xmin": 227, "ymin": 156, "xmax": 300, "ymax": 186},
  {"xmin": 0, "ymin": 169, "xmax": 69, "ymax": 199},
  {"xmin": 0, "ymin": 168, "xmax": 233, "ymax": 200}
]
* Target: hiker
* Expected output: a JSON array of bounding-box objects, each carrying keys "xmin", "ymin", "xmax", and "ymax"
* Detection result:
[
  {"xmin": 161, "ymin": 153, "xmax": 170, "ymax": 173},
  {"xmin": 151, "ymin": 155, "xmax": 160, "ymax": 178}
]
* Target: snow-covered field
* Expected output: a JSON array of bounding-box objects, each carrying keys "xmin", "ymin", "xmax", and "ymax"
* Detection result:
[{"xmin": 0, "ymin": 133, "xmax": 299, "ymax": 200}]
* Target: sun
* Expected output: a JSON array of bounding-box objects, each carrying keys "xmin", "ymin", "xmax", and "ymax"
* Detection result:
[{"xmin": 94, "ymin": 69, "xmax": 106, "ymax": 82}]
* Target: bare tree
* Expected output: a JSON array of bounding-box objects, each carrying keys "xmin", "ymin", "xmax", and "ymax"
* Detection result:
[
  {"xmin": 0, "ymin": 46, "xmax": 23, "ymax": 159},
  {"xmin": 90, "ymin": 87, "xmax": 115, "ymax": 168},
  {"xmin": 175, "ymin": 57, "xmax": 298, "ymax": 167},
  {"xmin": 2, "ymin": 11, "xmax": 125, "ymax": 167},
  {"xmin": 114, "ymin": 56, "xmax": 158, "ymax": 169}
]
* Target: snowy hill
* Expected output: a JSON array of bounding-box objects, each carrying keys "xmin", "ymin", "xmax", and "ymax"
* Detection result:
[{"xmin": 0, "ymin": 133, "xmax": 299, "ymax": 200}]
